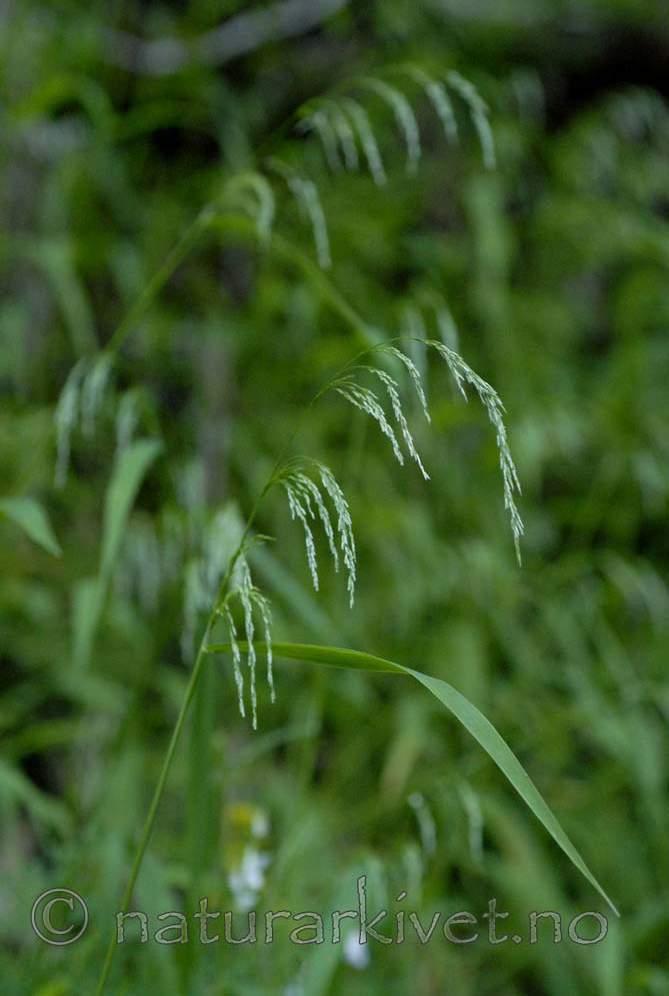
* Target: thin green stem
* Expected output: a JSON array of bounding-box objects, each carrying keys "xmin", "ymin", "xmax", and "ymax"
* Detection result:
[
  {"xmin": 94, "ymin": 471, "xmax": 274, "ymax": 994},
  {"xmin": 104, "ymin": 204, "xmax": 380, "ymax": 364},
  {"xmin": 107, "ymin": 204, "xmax": 216, "ymax": 355},
  {"xmin": 94, "ymin": 620, "xmax": 213, "ymax": 995}
]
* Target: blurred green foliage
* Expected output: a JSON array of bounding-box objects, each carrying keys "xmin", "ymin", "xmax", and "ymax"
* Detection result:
[{"xmin": 1, "ymin": 1, "xmax": 668, "ymax": 994}]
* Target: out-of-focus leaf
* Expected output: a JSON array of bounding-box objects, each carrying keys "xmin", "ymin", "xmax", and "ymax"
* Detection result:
[
  {"xmin": 0, "ymin": 496, "xmax": 62, "ymax": 556},
  {"xmin": 208, "ymin": 640, "xmax": 620, "ymax": 916},
  {"xmin": 72, "ymin": 576, "xmax": 103, "ymax": 671},
  {"xmin": 0, "ymin": 758, "xmax": 70, "ymax": 832},
  {"xmin": 100, "ymin": 439, "xmax": 162, "ymax": 584}
]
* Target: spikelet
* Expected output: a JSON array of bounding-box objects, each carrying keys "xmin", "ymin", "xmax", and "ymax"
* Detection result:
[
  {"xmin": 360, "ymin": 78, "xmax": 422, "ymax": 175},
  {"xmin": 269, "ymin": 160, "xmax": 331, "ymax": 269},
  {"xmin": 428, "ymin": 340, "xmax": 523, "ymax": 561},
  {"xmin": 217, "ymin": 553, "xmax": 274, "ymax": 728},
  {"xmin": 251, "ymin": 588, "xmax": 275, "ymax": 704},
  {"xmin": 385, "ymin": 346, "xmax": 431, "ymax": 422},
  {"xmin": 277, "ymin": 460, "xmax": 357, "ymax": 607},
  {"xmin": 298, "ymin": 108, "xmax": 341, "ymax": 172},
  {"xmin": 178, "ymin": 505, "xmax": 277, "ymax": 725},
  {"xmin": 325, "ymin": 100, "xmax": 359, "ymax": 170},
  {"xmin": 365, "ymin": 367, "xmax": 429, "ymax": 480},
  {"xmin": 334, "ymin": 378, "xmax": 405, "ymax": 465},
  {"xmin": 224, "ymin": 172, "xmax": 275, "ymax": 247},
  {"xmin": 404, "ymin": 66, "xmax": 458, "ymax": 143},
  {"xmin": 326, "ymin": 338, "xmax": 522, "ymax": 559},
  {"xmin": 342, "ymin": 98, "xmax": 387, "ymax": 186},
  {"xmin": 281, "ymin": 475, "xmax": 319, "ymax": 590},
  {"xmin": 446, "ymin": 70, "xmax": 496, "ymax": 169},
  {"xmin": 296, "ymin": 67, "xmax": 496, "ymax": 186},
  {"xmin": 291, "ymin": 472, "xmax": 339, "ymax": 570},
  {"xmin": 238, "ymin": 563, "xmax": 258, "ymax": 729},
  {"xmin": 316, "ymin": 463, "xmax": 357, "ymax": 607},
  {"xmin": 220, "ymin": 601, "xmax": 245, "ymax": 720},
  {"xmin": 330, "ymin": 348, "xmax": 435, "ymax": 476}
]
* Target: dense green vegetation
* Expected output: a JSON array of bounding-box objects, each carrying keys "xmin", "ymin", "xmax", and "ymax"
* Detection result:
[{"xmin": 2, "ymin": 2, "xmax": 668, "ymax": 993}]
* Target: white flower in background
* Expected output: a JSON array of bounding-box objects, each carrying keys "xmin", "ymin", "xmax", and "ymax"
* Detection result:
[
  {"xmin": 343, "ymin": 929, "xmax": 371, "ymax": 970},
  {"xmin": 227, "ymin": 845, "xmax": 271, "ymax": 912}
]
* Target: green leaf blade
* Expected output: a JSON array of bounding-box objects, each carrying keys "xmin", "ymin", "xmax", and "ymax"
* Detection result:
[
  {"xmin": 407, "ymin": 666, "xmax": 620, "ymax": 917},
  {"xmin": 100, "ymin": 438, "xmax": 162, "ymax": 583},
  {"xmin": 0, "ymin": 496, "xmax": 62, "ymax": 556},
  {"xmin": 213, "ymin": 640, "xmax": 619, "ymax": 916}
]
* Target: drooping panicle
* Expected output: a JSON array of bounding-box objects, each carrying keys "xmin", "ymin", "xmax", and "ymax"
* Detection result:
[
  {"xmin": 224, "ymin": 172, "xmax": 275, "ymax": 247},
  {"xmin": 269, "ymin": 160, "xmax": 331, "ymax": 269},
  {"xmin": 360, "ymin": 78, "xmax": 422, "ymax": 174},
  {"xmin": 446, "ymin": 70, "xmax": 496, "ymax": 169},
  {"xmin": 334, "ymin": 378, "xmax": 405, "ymax": 466},
  {"xmin": 277, "ymin": 460, "xmax": 357, "ymax": 608},
  {"xmin": 428, "ymin": 340, "xmax": 523, "ymax": 561},
  {"xmin": 342, "ymin": 98, "xmax": 387, "ymax": 186},
  {"xmin": 326, "ymin": 101, "xmax": 359, "ymax": 170},
  {"xmin": 213, "ymin": 548, "xmax": 275, "ymax": 726},
  {"xmin": 292, "ymin": 472, "xmax": 339, "ymax": 570},
  {"xmin": 366, "ymin": 367, "xmax": 430, "ymax": 480},
  {"xmin": 405, "ymin": 66, "xmax": 459, "ymax": 144},
  {"xmin": 281, "ymin": 475, "xmax": 320, "ymax": 590},
  {"xmin": 299, "ymin": 109, "xmax": 341, "ymax": 172},
  {"xmin": 317, "ymin": 463, "xmax": 357, "ymax": 608},
  {"xmin": 330, "ymin": 345, "xmax": 434, "ymax": 475},
  {"xmin": 386, "ymin": 346, "xmax": 431, "ymax": 422}
]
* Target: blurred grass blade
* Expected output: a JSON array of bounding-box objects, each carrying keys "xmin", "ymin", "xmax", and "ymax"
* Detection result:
[
  {"xmin": 30, "ymin": 239, "xmax": 98, "ymax": 354},
  {"xmin": 72, "ymin": 576, "xmax": 103, "ymax": 670},
  {"xmin": 208, "ymin": 640, "xmax": 619, "ymax": 916},
  {"xmin": 72, "ymin": 440, "xmax": 161, "ymax": 671},
  {"xmin": 0, "ymin": 758, "xmax": 70, "ymax": 832},
  {"xmin": 0, "ymin": 497, "xmax": 62, "ymax": 556},
  {"xmin": 100, "ymin": 438, "xmax": 162, "ymax": 584}
]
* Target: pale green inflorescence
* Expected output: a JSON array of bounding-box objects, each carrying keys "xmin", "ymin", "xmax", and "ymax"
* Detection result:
[
  {"xmin": 269, "ymin": 159, "xmax": 331, "ymax": 269},
  {"xmin": 217, "ymin": 554, "xmax": 275, "ymax": 730},
  {"xmin": 299, "ymin": 67, "xmax": 496, "ymax": 185},
  {"xmin": 52, "ymin": 66, "xmax": 514, "ymax": 735},
  {"xmin": 277, "ymin": 459, "xmax": 357, "ymax": 610}
]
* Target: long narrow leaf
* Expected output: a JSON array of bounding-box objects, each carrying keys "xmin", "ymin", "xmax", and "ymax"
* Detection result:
[
  {"xmin": 0, "ymin": 497, "xmax": 62, "ymax": 556},
  {"xmin": 100, "ymin": 438, "xmax": 162, "ymax": 583},
  {"xmin": 206, "ymin": 639, "xmax": 619, "ymax": 916}
]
